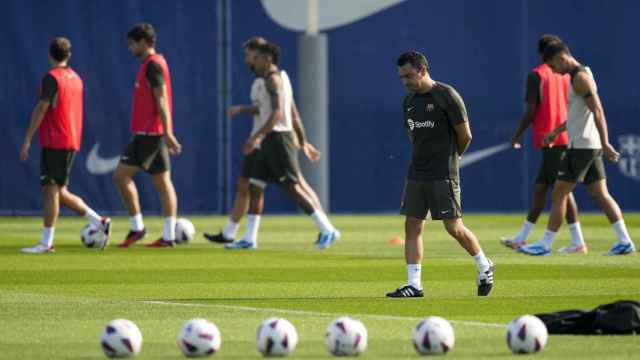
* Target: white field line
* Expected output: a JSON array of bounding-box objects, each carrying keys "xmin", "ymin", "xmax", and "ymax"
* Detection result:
[{"xmin": 139, "ymin": 300, "xmax": 504, "ymax": 329}]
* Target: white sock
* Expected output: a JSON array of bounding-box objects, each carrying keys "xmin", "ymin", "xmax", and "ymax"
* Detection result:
[
  {"xmin": 407, "ymin": 264, "xmax": 422, "ymax": 290},
  {"xmin": 163, "ymin": 217, "xmax": 176, "ymax": 241},
  {"xmin": 540, "ymin": 229, "xmax": 557, "ymax": 248},
  {"xmin": 41, "ymin": 227, "xmax": 54, "ymax": 248},
  {"xmin": 473, "ymin": 250, "xmax": 491, "ymax": 272},
  {"xmin": 612, "ymin": 220, "xmax": 632, "ymax": 244},
  {"xmin": 244, "ymin": 215, "xmax": 261, "ymax": 243},
  {"xmin": 568, "ymin": 222, "xmax": 585, "ymax": 246},
  {"xmin": 130, "ymin": 214, "xmax": 144, "ymax": 231},
  {"xmin": 222, "ymin": 220, "xmax": 240, "ymax": 239},
  {"xmin": 514, "ymin": 220, "xmax": 534, "ymax": 243},
  {"xmin": 84, "ymin": 207, "xmax": 102, "ymax": 228},
  {"xmin": 310, "ymin": 210, "xmax": 335, "ymax": 233}
]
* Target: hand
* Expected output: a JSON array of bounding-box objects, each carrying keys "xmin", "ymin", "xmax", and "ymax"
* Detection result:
[
  {"xmin": 510, "ymin": 135, "xmax": 522, "ymax": 149},
  {"xmin": 19, "ymin": 141, "xmax": 31, "ymax": 161},
  {"xmin": 543, "ymin": 131, "xmax": 557, "ymax": 146},
  {"xmin": 243, "ymin": 135, "xmax": 262, "ymax": 155},
  {"xmin": 603, "ymin": 143, "xmax": 620, "ymax": 162},
  {"xmin": 302, "ymin": 142, "xmax": 321, "ymax": 162},
  {"xmin": 227, "ymin": 105, "xmax": 245, "ymax": 118},
  {"xmin": 164, "ymin": 133, "xmax": 182, "ymax": 155}
]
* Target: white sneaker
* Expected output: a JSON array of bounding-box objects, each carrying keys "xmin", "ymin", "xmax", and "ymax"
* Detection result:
[
  {"xmin": 557, "ymin": 243, "xmax": 588, "ymax": 254},
  {"xmin": 21, "ymin": 243, "xmax": 55, "ymax": 254}
]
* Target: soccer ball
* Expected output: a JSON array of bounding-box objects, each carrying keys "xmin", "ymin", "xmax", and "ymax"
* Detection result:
[
  {"xmin": 175, "ymin": 218, "xmax": 196, "ymax": 244},
  {"xmin": 100, "ymin": 319, "xmax": 142, "ymax": 358},
  {"xmin": 506, "ymin": 315, "xmax": 548, "ymax": 354},
  {"xmin": 256, "ymin": 317, "xmax": 298, "ymax": 357},
  {"xmin": 324, "ymin": 317, "xmax": 368, "ymax": 356},
  {"xmin": 412, "ymin": 316, "xmax": 455, "ymax": 355},
  {"xmin": 177, "ymin": 318, "xmax": 221, "ymax": 357},
  {"xmin": 81, "ymin": 224, "xmax": 108, "ymax": 249}
]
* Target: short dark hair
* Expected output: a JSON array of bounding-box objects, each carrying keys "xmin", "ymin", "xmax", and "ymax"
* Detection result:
[
  {"xmin": 127, "ymin": 23, "xmax": 156, "ymax": 46},
  {"xmin": 49, "ymin": 37, "xmax": 71, "ymax": 62},
  {"xmin": 256, "ymin": 42, "xmax": 281, "ymax": 65},
  {"xmin": 243, "ymin": 36, "xmax": 267, "ymax": 50},
  {"xmin": 397, "ymin": 51, "xmax": 429, "ymax": 71},
  {"xmin": 542, "ymin": 41, "xmax": 570, "ymax": 63},
  {"xmin": 538, "ymin": 34, "xmax": 562, "ymax": 54}
]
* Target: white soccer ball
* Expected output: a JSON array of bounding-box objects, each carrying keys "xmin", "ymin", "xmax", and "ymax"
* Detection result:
[
  {"xmin": 256, "ymin": 317, "xmax": 298, "ymax": 357},
  {"xmin": 175, "ymin": 218, "xmax": 196, "ymax": 244},
  {"xmin": 324, "ymin": 317, "xmax": 368, "ymax": 356},
  {"xmin": 81, "ymin": 224, "xmax": 108, "ymax": 249},
  {"xmin": 100, "ymin": 319, "xmax": 142, "ymax": 358},
  {"xmin": 506, "ymin": 315, "xmax": 548, "ymax": 354},
  {"xmin": 177, "ymin": 318, "xmax": 221, "ymax": 357},
  {"xmin": 412, "ymin": 316, "xmax": 455, "ymax": 355}
]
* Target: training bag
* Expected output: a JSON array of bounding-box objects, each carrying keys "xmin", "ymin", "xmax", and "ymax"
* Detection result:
[{"xmin": 535, "ymin": 300, "xmax": 640, "ymax": 335}]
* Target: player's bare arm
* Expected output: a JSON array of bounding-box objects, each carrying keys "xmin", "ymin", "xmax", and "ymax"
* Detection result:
[
  {"xmin": 243, "ymin": 73, "xmax": 282, "ymax": 155},
  {"xmin": 152, "ymin": 84, "xmax": 182, "ymax": 155},
  {"xmin": 543, "ymin": 121, "xmax": 567, "ymax": 146},
  {"xmin": 511, "ymin": 101, "xmax": 538, "ymax": 149},
  {"xmin": 454, "ymin": 121, "xmax": 472, "ymax": 156},
  {"xmin": 574, "ymin": 71, "xmax": 619, "ymax": 162},
  {"xmin": 19, "ymin": 99, "xmax": 50, "ymax": 161},
  {"xmin": 228, "ymin": 104, "xmax": 259, "ymax": 118},
  {"xmin": 291, "ymin": 99, "xmax": 320, "ymax": 162}
]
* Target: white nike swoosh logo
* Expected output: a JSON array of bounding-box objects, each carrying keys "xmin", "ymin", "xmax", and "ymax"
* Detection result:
[
  {"xmin": 407, "ymin": 107, "xmax": 414, "ymax": 112},
  {"xmin": 261, "ymin": 0, "xmax": 406, "ymax": 32},
  {"xmin": 460, "ymin": 143, "xmax": 511, "ymax": 168},
  {"xmin": 86, "ymin": 142, "xmax": 120, "ymax": 175}
]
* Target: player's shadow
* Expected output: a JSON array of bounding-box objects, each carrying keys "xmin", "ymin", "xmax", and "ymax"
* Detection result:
[{"xmin": 161, "ymin": 296, "xmax": 384, "ymax": 302}]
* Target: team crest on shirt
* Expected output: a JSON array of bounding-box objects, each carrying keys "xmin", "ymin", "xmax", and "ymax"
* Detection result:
[
  {"xmin": 618, "ymin": 134, "xmax": 640, "ymax": 181},
  {"xmin": 134, "ymin": 81, "xmax": 139, "ymax": 88},
  {"xmin": 426, "ymin": 103, "xmax": 435, "ymax": 112}
]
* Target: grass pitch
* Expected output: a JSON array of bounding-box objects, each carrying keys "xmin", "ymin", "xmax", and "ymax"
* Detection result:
[{"xmin": 0, "ymin": 214, "xmax": 638, "ymax": 359}]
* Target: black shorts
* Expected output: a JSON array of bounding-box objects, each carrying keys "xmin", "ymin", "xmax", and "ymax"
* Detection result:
[
  {"xmin": 240, "ymin": 150, "xmax": 259, "ymax": 179},
  {"xmin": 557, "ymin": 149, "xmax": 606, "ymax": 185},
  {"xmin": 120, "ymin": 135, "xmax": 170, "ymax": 174},
  {"xmin": 400, "ymin": 179, "xmax": 462, "ymax": 220},
  {"xmin": 40, "ymin": 148, "xmax": 76, "ymax": 186},
  {"xmin": 250, "ymin": 131, "xmax": 300, "ymax": 185},
  {"xmin": 535, "ymin": 146, "xmax": 567, "ymax": 186}
]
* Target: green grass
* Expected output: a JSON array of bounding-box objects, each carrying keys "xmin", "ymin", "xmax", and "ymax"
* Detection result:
[{"xmin": 0, "ymin": 214, "xmax": 638, "ymax": 359}]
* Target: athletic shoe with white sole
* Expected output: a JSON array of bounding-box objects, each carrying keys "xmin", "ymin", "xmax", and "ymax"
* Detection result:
[
  {"xmin": 557, "ymin": 243, "xmax": 588, "ymax": 254},
  {"xmin": 518, "ymin": 242, "xmax": 551, "ymax": 256},
  {"xmin": 605, "ymin": 242, "xmax": 636, "ymax": 256},
  {"xmin": 477, "ymin": 261, "xmax": 495, "ymax": 296},
  {"xmin": 500, "ymin": 236, "xmax": 525, "ymax": 249},
  {"xmin": 21, "ymin": 243, "xmax": 55, "ymax": 254},
  {"xmin": 224, "ymin": 239, "xmax": 257, "ymax": 249},
  {"xmin": 386, "ymin": 285, "xmax": 424, "ymax": 298},
  {"xmin": 315, "ymin": 229, "xmax": 341, "ymax": 250}
]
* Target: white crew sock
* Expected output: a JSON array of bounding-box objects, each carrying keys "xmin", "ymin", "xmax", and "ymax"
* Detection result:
[
  {"xmin": 244, "ymin": 215, "xmax": 261, "ymax": 243},
  {"xmin": 514, "ymin": 220, "xmax": 535, "ymax": 243},
  {"xmin": 612, "ymin": 219, "xmax": 632, "ymax": 244},
  {"xmin": 540, "ymin": 229, "xmax": 557, "ymax": 249},
  {"xmin": 41, "ymin": 227, "xmax": 55, "ymax": 248},
  {"xmin": 222, "ymin": 220, "xmax": 240, "ymax": 239},
  {"xmin": 472, "ymin": 250, "xmax": 491, "ymax": 272},
  {"xmin": 163, "ymin": 217, "xmax": 176, "ymax": 241},
  {"xmin": 568, "ymin": 222, "xmax": 585, "ymax": 246},
  {"xmin": 84, "ymin": 207, "xmax": 102, "ymax": 228},
  {"xmin": 407, "ymin": 264, "xmax": 422, "ymax": 290},
  {"xmin": 310, "ymin": 210, "xmax": 335, "ymax": 233},
  {"xmin": 130, "ymin": 214, "xmax": 144, "ymax": 231}
]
